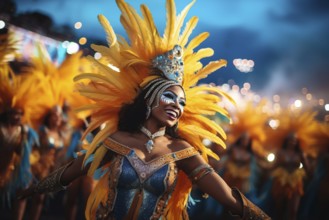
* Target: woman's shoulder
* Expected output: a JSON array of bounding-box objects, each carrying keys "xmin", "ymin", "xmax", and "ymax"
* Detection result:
[
  {"xmin": 169, "ymin": 137, "xmax": 194, "ymax": 152},
  {"xmin": 110, "ymin": 130, "xmax": 129, "ymax": 138}
]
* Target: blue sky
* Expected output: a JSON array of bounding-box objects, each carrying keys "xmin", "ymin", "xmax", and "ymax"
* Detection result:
[{"xmin": 14, "ymin": 0, "xmax": 329, "ymax": 103}]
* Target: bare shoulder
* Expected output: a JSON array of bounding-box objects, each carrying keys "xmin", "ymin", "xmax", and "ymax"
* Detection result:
[
  {"xmin": 110, "ymin": 130, "xmax": 128, "ymax": 138},
  {"xmin": 170, "ymin": 138, "xmax": 194, "ymax": 152},
  {"xmin": 171, "ymin": 138, "xmax": 205, "ymax": 172},
  {"xmin": 109, "ymin": 130, "xmax": 133, "ymax": 142}
]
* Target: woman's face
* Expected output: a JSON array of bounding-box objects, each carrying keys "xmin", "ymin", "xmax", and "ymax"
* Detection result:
[
  {"xmin": 8, "ymin": 108, "xmax": 23, "ymax": 125},
  {"xmin": 151, "ymin": 85, "xmax": 186, "ymax": 127},
  {"xmin": 48, "ymin": 106, "xmax": 63, "ymax": 128},
  {"xmin": 239, "ymin": 132, "xmax": 251, "ymax": 149},
  {"xmin": 285, "ymin": 132, "xmax": 299, "ymax": 150}
]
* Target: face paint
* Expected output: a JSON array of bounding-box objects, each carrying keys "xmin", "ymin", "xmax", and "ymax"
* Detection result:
[{"xmin": 160, "ymin": 90, "xmax": 186, "ymax": 112}]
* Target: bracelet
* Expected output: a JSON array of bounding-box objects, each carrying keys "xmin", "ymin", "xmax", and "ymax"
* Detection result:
[
  {"xmin": 34, "ymin": 160, "xmax": 73, "ymax": 194},
  {"xmin": 188, "ymin": 164, "xmax": 214, "ymax": 183}
]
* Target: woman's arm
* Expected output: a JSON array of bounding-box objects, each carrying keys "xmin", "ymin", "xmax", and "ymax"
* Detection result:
[
  {"xmin": 18, "ymin": 154, "xmax": 88, "ymax": 199},
  {"xmin": 177, "ymin": 153, "xmax": 271, "ymax": 219},
  {"xmin": 61, "ymin": 154, "xmax": 88, "ymax": 185}
]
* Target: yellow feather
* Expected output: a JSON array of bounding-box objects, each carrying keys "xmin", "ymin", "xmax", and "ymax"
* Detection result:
[
  {"xmin": 186, "ymin": 59, "xmax": 227, "ymax": 87},
  {"xmin": 74, "ymin": 73, "xmax": 121, "ymax": 89},
  {"xmin": 85, "ymin": 170, "xmax": 110, "ymax": 220},
  {"xmin": 172, "ymin": 0, "xmax": 196, "ymax": 43},
  {"xmin": 185, "ymin": 32, "xmax": 209, "ymax": 55},
  {"xmin": 117, "ymin": 0, "xmax": 145, "ymax": 49},
  {"xmin": 98, "ymin": 14, "xmax": 117, "ymax": 47},
  {"xmin": 91, "ymin": 44, "xmax": 120, "ymax": 67},
  {"xmin": 88, "ymin": 145, "xmax": 108, "ymax": 176},
  {"xmin": 185, "ymin": 48, "xmax": 214, "ymax": 66},
  {"xmin": 164, "ymin": 0, "xmax": 176, "ymax": 47},
  {"xmin": 125, "ymin": 3, "xmax": 150, "ymax": 57},
  {"xmin": 184, "ymin": 125, "xmax": 226, "ymax": 148},
  {"xmin": 178, "ymin": 16, "xmax": 198, "ymax": 47},
  {"xmin": 141, "ymin": 4, "xmax": 160, "ymax": 53}
]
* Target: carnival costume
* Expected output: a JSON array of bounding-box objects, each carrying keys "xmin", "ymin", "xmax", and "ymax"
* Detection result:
[
  {"xmin": 223, "ymin": 101, "xmax": 269, "ymax": 194},
  {"xmin": 22, "ymin": 47, "xmax": 92, "ymax": 176},
  {"xmin": 33, "ymin": 0, "xmax": 270, "ymax": 219},
  {"xmin": 266, "ymin": 110, "xmax": 319, "ymax": 202},
  {"xmin": 0, "ymin": 30, "xmax": 39, "ymax": 205}
]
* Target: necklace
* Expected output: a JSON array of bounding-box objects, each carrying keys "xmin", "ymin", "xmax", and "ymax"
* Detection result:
[{"xmin": 140, "ymin": 126, "xmax": 166, "ymax": 153}]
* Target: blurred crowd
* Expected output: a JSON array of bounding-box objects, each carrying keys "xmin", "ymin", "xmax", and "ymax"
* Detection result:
[{"xmin": 0, "ymin": 21, "xmax": 328, "ymax": 220}]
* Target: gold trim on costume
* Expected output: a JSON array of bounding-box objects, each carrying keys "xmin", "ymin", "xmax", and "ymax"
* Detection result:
[
  {"xmin": 96, "ymin": 155, "xmax": 124, "ymax": 219},
  {"xmin": 103, "ymin": 137, "xmax": 199, "ymax": 182},
  {"xmin": 151, "ymin": 162, "xmax": 177, "ymax": 220},
  {"xmin": 103, "ymin": 138, "xmax": 131, "ymax": 156}
]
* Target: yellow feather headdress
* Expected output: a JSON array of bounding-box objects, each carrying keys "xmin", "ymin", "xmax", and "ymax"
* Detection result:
[
  {"xmin": 266, "ymin": 109, "xmax": 321, "ymax": 158},
  {"xmin": 228, "ymin": 100, "xmax": 270, "ymax": 157},
  {"xmin": 74, "ymin": 0, "xmax": 232, "ymax": 219},
  {"xmin": 0, "ymin": 30, "xmax": 41, "ymax": 124},
  {"xmin": 23, "ymin": 46, "xmax": 92, "ymax": 129},
  {"xmin": 313, "ymin": 122, "xmax": 329, "ymax": 154}
]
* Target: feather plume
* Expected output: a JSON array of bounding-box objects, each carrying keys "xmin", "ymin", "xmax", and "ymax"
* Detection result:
[
  {"xmin": 98, "ymin": 15, "xmax": 117, "ymax": 47},
  {"xmin": 164, "ymin": 0, "xmax": 176, "ymax": 47},
  {"xmin": 186, "ymin": 59, "xmax": 227, "ymax": 87},
  {"xmin": 179, "ymin": 16, "xmax": 199, "ymax": 47}
]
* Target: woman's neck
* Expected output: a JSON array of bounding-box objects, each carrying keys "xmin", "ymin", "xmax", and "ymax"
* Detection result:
[{"xmin": 142, "ymin": 121, "xmax": 166, "ymax": 134}]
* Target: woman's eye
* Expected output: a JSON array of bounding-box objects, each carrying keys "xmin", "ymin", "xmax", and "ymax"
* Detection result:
[
  {"xmin": 179, "ymin": 101, "xmax": 186, "ymax": 107},
  {"xmin": 163, "ymin": 93, "xmax": 174, "ymax": 99}
]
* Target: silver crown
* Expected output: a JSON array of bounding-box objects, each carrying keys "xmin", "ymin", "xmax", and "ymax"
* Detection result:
[{"xmin": 152, "ymin": 45, "xmax": 184, "ymax": 83}]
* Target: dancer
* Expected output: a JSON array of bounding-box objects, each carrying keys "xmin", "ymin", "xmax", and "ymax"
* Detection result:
[
  {"xmin": 19, "ymin": 0, "xmax": 270, "ymax": 219},
  {"xmin": 222, "ymin": 101, "xmax": 269, "ymax": 197},
  {"xmin": 0, "ymin": 29, "xmax": 40, "ymax": 220},
  {"xmin": 267, "ymin": 110, "xmax": 318, "ymax": 220},
  {"xmin": 25, "ymin": 46, "xmax": 90, "ymax": 220}
]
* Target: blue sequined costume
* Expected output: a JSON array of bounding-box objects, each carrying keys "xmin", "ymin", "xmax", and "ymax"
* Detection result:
[
  {"xmin": 0, "ymin": 125, "xmax": 39, "ymax": 205},
  {"xmin": 94, "ymin": 137, "xmax": 199, "ymax": 220}
]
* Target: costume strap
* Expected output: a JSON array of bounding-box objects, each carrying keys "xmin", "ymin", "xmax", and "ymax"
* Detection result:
[
  {"xmin": 103, "ymin": 138, "xmax": 131, "ymax": 156},
  {"xmin": 103, "ymin": 137, "xmax": 199, "ymax": 161},
  {"xmin": 177, "ymin": 146, "xmax": 199, "ymax": 156}
]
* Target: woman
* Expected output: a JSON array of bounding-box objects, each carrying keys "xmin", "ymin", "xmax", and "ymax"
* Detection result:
[
  {"xmin": 0, "ymin": 107, "xmax": 39, "ymax": 220},
  {"xmin": 265, "ymin": 110, "xmax": 319, "ymax": 220},
  {"xmin": 28, "ymin": 105, "xmax": 66, "ymax": 220},
  {"xmin": 19, "ymin": 0, "xmax": 270, "ymax": 219},
  {"xmin": 270, "ymin": 132, "xmax": 309, "ymax": 220},
  {"xmin": 0, "ymin": 31, "xmax": 40, "ymax": 219},
  {"xmin": 20, "ymin": 77, "xmax": 269, "ymax": 220},
  {"xmin": 222, "ymin": 133, "xmax": 255, "ymax": 195},
  {"xmin": 222, "ymin": 101, "xmax": 269, "ymax": 199}
]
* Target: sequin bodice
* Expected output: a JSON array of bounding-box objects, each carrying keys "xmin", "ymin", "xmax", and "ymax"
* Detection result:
[{"xmin": 96, "ymin": 137, "xmax": 199, "ymax": 220}]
